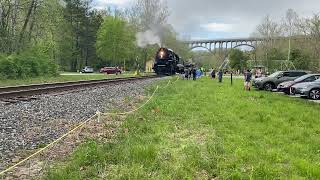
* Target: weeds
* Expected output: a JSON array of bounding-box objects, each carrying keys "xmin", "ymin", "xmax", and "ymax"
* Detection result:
[{"xmin": 46, "ymin": 78, "xmax": 320, "ymax": 179}]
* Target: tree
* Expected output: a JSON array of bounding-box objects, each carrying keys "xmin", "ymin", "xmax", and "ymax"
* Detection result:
[
  {"xmin": 96, "ymin": 16, "xmax": 135, "ymax": 66},
  {"xmin": 61, "ymin": 0, "xmax": 104, "ymax": 71},
  {"xmin": 290, "ymin": 49, "xmax": 310, "ymax": 70},
  {"xmin": 255, "ymin": 15, "xmax": 282, "ymax": 40},
  {"xmin": 282, "ymin": 9, "xmax": 299, "ymax": 36},
  {"xmin": 126, "ymin": 0, "xmax": 191, "ymax": 69},
  {"xmin": 282, "ymin": 9, "xmax": 299, "ymax": 62},
  {"xmin": 128, "ymin": 0, "xmax": 169, "ymax": 32},
  {"xmin": 229, "ymin": 49, "xmax": 247, "ymax": 70}
]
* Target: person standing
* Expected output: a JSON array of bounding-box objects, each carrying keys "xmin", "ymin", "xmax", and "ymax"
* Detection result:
[
  {"xmin": 255, "ymin": 68, "xmax": 262, "ymax": 78},
  {"xmin": 200, "ymin": 67, "xmax": 204, "ymax": 77},
  {"xmin": 218, "ymin": 69, "xmax": 223, "ymax": 83},
  {"xmin": 192, "ymin": 68, "xmax": 197, "ymax": 81},
  {"xmin": 244, "ymin": 69, "xmax": 253, "ymax": 91},
  {"xmin": 184, "ymin": 68, "xmax": 189, "ymax": 80},
  {"xmin": 211, "ymin": 69, "xmax": 216, "ymax": 79}
]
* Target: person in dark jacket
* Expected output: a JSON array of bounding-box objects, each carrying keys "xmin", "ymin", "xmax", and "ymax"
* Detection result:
[
  {"xmin": 211, "ymin": 69, "xmax": 216, "ymax": 79},
  {"xmin": 244, "ymin": 69, "xmax": 253, "ymax": 91},
  {"xmin": 218, "ymin": 69, "xmax": 223, "ymax": 83},
  {"xmin": 184, "ymin": 68, "xmax": 189, "ymax": 80},
  {"xmin": 192, "ymin": 68, "xmax": 197, "ymax": 80}
]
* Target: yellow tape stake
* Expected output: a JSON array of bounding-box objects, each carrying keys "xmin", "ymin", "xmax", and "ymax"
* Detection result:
[
  {"xmin": 0, "ymin": 114, "xmax": 97, "ymax": 177},
  {"xmin": 173, "ymin": 76, "xmax": 179, "ymax": 83},
  {"xmin": 0, "ymin": 82, "xmax": 166, "ymax": 176}
]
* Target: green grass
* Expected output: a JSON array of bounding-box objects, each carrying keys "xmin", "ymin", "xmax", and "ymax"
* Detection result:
[
  {"xmin": 0, "ymin": 73, "xmax": 135, "ymax": 87},
  {"xmin": 45, "ymin": 77, "xmax": 320, "ymax": 179}
]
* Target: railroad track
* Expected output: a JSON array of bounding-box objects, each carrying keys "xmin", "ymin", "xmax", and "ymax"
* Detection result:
[{"xmin": 0, "ymin": 75, "xmax": 159, "ymax": 104}]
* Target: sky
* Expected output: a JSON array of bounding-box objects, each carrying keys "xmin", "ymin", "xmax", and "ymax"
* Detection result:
[{"xmin": 93, "ymin": 0, "xmax": 320, "ymax": 40}]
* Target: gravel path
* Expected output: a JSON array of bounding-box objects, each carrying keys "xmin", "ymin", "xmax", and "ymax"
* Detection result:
[{"xmin": 0, "ymin": 78, "xmax": 164, "ymax": 171}]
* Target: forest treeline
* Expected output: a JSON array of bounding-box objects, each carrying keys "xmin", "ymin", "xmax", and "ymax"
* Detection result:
[
  {"xmin": 0, "ymin": 0, "xmax": 189, "ymax": 79},
  {"xmin": 252, "ymin": 9, "xmax": 320, "ymax": 72},
  {"xmin": 1, "ymin": 1, "xmax": 320, "ymax": 80}
]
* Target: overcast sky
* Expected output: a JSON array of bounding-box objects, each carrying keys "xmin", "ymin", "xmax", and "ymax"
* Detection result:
[{"xmin": 93, "ymin": 0, "xmax": 320, "ymax": 40}]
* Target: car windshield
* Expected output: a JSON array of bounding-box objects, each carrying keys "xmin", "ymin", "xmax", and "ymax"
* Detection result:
[
  {"xmin": 294, "ymin": 75, "xmax": 310, "ymax": 82},
  {"xmin": 269, "ymin": 72, "xmax": 282, "ymax": 78}
]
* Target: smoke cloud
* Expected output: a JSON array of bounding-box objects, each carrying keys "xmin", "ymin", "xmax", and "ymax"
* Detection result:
[
  {"xmin": 59, "ymin": 0, "xmax": 67, "ymax": 8},
  {"xmin": 136, "ymin": 30, "xmax": 161, "ymax": 48}
]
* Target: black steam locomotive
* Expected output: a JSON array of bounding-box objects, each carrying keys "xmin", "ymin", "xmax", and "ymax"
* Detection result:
[{"xmin": 153, "ymin": 48, "xmax": 184, "ymax": 75}]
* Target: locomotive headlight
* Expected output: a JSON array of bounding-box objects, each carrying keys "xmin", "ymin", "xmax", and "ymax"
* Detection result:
[{"xmin": 159, "ymin": 51, "xmax": 165, "ymax": 58}]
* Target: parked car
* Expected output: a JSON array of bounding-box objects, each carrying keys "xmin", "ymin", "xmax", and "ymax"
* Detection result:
[
  {"xmin": 253, "ymin": 70, "xmax": 308, "ymax": 91},
  {"xmin": 100, "ymin": 67, "xmax": 122, "ymax": 75},
  {"xmin": 81, "ymin": 66, "xmax": 94, "ymax": 73},
  {"xmin": 277, "ymin": 74, "xmax": 320, "ymax": 94},
  {"xmin": 291, "ymin": 79, "xmax": 320, "ymax": 100}
]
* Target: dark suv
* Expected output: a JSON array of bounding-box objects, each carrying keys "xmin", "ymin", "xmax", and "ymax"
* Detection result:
[{"xmin": 253, "ymin": 70, "xmax": 308, "ymax": 91}]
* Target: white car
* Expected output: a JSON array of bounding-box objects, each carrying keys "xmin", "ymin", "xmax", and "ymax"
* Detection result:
[{"xmin": 81, "ymin": 66, "xmax": 94, "ymax": 73}]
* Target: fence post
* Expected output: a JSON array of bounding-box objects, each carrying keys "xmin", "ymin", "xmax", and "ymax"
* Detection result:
[
  {"xmin": 96, "ymin": 111, "xmax": 101, "ymax": 123},
  {"xmin": 231, "ymin": 72, "xmax": 233, "ymax": 85}
]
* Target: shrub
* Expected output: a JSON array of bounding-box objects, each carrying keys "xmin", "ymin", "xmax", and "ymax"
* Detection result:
[
  {"xmin": 0, "ymin": 47, "xmax": 59, "ymax": 80},
  {"xmin": 0, "ymin": 57, "xmax": 19, "ymax": 79}
]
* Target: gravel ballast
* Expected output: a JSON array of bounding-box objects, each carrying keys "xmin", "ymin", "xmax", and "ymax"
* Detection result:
[{"xmin": 0, "ymin": 78, "xmax": 164, "ymax": 171}]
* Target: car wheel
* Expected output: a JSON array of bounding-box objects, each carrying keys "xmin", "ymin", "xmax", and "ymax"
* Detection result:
[
  {"xmin": 309, "ymin": 89, "xmax": 320, "ymax": 100},
  {"xmin": 263, "ymin": 83, "xmax": 274, "ymax": 91},
  {"xmin": 284, "ymin": 89, "xmax": 291, "ymax": 95}
]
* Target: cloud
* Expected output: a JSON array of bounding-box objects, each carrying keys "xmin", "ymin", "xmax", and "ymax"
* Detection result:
[
  {"xmin": 201, "ymin": 23, "xmax": 233, "ymax": 32},
  {"xmin": 167, "ymin": 0, "xmax": 320, "ymax": 39},
  {"xmin": 92, "ymin": 0, "xmax": 320, "ymax": 39},
  {"xmin": 93, "ymin": 0, "xmax": 130, "ymax": 9}
]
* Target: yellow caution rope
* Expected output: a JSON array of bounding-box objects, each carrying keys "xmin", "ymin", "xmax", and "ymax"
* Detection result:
[{"xmin": 0, "ymin": 77, "xmax": 179, "ymax": 177}]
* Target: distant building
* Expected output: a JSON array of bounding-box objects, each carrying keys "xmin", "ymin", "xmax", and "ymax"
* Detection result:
[{"xmin": 145, "ymin": 60, "xmax": 154, "ymax": 72}]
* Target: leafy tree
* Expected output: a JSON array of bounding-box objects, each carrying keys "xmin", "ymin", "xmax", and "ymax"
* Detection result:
[
  {"xmin": 128, "ymin": 0, "xmax": 169, "ymax": 32},
  {"xmin": 96, "ymin": 16, "xmax": 135, "ymax": 66},
  {"xmin": 267, "ymin": 48, "xmax": 286, "ymax": 60},
  {"xmin": 290, "ymin": 49, "xmax": 310, "ymax": 70},
  {"xmin": 229, "ymin": 49, "xmax": 247, "ymax": 70}
]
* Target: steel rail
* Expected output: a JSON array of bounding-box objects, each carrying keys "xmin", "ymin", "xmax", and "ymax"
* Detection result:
[{"xmin": 0, "ymin": 75, "xmax": 160, "ymax": 99}]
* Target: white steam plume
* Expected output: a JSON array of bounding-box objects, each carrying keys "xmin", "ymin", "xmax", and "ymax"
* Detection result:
[{"xmin": 136, "ymin": 30, "xmax": 161, "ymax": 48}]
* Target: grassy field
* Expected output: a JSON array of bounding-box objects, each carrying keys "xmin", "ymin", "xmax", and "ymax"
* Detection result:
[
  {"xmin": 46, "ymin": 77, "xmax": 320, "ymax": 179},
  {"xmin": 0, "ymin": 73, "xmax": 136, "ymax": 87}
]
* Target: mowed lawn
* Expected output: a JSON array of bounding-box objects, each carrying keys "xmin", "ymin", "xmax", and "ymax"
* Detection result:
[{"xmin": 46, "ymin": 77, "xmax": 320, "ymax": 179}]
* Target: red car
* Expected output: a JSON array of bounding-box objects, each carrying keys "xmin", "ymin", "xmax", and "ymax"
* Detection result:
[{"xmin": 100, "ymin": 67, "xmax": 122, "ymax": 75}]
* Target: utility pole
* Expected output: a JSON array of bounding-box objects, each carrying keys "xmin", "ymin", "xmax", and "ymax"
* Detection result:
[
  {"xmin": 123, "ymin": 59, "xmax": 126, "ymax": 72},
  {"xmin": 287, "ymin": 35, "xmax": 291, "ymax": 70}
]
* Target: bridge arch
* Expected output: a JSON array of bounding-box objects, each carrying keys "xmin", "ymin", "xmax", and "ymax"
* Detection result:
[
  {"xmin": 233, "ymin": 44, "xmax": 256, "ymax": 50},
  {"xmin": 189, "ymin": 45, "xmax": 214, "ymax": 54}
]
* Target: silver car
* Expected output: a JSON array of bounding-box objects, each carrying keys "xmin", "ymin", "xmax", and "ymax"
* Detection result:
[
  {"xmin": 291, "ymin": 79, "xmax": 320, "ymax": 100},
  {"xmin": 81, "ymin": 66, "xmax": 94, "ymax": 73},
  {"xmin": 253, "ymin": 71, "xmax": 308, "ymax": 91}
]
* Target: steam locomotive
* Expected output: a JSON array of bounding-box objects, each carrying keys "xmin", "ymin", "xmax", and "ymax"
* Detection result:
[{"xmin": 153, "ymin": 48, "xmax": 184, "ymax": 75}]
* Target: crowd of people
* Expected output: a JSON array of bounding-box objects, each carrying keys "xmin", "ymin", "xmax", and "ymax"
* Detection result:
[
  {"xmin": 182, "ymin": 67, "xmax": 206, "ymax": 80},
  {"xmin": 181, "ymin": 67, "xmax": 263, "ymax": 92}
]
